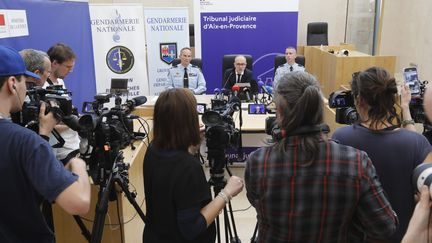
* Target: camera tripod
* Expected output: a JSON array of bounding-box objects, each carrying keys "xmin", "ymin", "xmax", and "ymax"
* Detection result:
[
  {"xmin": 74, "ymin": 151, "xmax": 146, "ymax": 243},
  {"xmin": 207, "ymin": 148, "xmax": 241, "ymax": 243}
]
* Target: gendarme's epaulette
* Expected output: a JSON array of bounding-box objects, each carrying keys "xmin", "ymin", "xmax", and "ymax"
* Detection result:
[
  {"xmin": 298, "ymin": 64, "xmax": 304, "ymax": 67},
  {"xmin": 278, "ymin": 64, "xmax": 285, "ymax": 68},
  {"xmin": 171, "ymin": 64, "xmax": 178, "ymax": 68}
]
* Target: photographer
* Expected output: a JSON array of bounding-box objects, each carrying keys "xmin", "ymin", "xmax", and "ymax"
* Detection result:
[
  {"xmin": 143, "ymin": 88, "xmax": 243, "ymax": 243},
  {"xmin": 332, "ymin": 67, "xmax": 432, "ymax": 242},
  {"xmin": 245, "ymin": 71, "xmax": 398, "ymax": 242},
  {"xmin": 0, "ymin": 46, "xmax": 90, "ymax": 242}
]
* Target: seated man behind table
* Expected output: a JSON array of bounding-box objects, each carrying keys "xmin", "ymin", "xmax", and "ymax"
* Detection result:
[
  {"xmin": 167, "ymin": 47, "xmax": 206, "ymax": 95},
  {"xmin": 273, "ymin": 46, "xmax": 305, "ymax": 88},
  {"xmin": 223, "ymin": 55, "xmax": 258, "ymax": 100}
]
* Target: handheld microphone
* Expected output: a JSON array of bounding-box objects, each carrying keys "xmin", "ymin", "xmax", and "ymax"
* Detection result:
[
  {"xmin": 126, "ymin": 96, "xmax": 147, "ymax": 109},
  {"xmin": 262, "ymin": 85, "xmax": 272, "ymax": 97},
  {"xmin": 213, "ymin": 88, "xmax": 220, "ymax": 100},
  {"xmin": 232, "ymin": 84, "xmax": 240, "ymax": 97},
  {"xmin": 222, "ymin": 71, "xmax": 234, "ymax": 89}
]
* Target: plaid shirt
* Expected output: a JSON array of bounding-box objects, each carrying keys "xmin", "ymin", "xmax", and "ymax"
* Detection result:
[{"xmin": 245, "ymin": 137, "xmax": 398, "ymax": 243}]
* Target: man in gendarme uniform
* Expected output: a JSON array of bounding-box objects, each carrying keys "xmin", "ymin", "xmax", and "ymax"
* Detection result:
[
  {"xmin": 273, "ymin": 46, "xmax": 305, "ymax": 88},
  {"xmin": 167, "ymin": 47, "xmax": 206, "ymax": 94}
]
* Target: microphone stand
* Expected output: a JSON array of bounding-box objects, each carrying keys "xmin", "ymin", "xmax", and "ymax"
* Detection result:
[{"xmin": 222, "ymin": 71, "xmax": 234, "ymax": 90}]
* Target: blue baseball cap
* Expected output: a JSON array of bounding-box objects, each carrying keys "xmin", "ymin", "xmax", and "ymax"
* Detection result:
[{"xmin": 0, "ymin": 45, "xmax": 40, "ymax": 80}]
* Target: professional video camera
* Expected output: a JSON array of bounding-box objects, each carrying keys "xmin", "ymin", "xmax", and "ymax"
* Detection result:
[
  {"xmin": 202, "ymin": 96, "xmax": 241, "ymax": 171},
  {"xmin": 77, "ymin": 93, "xmax": 147, "ymax": 184},
  {"xmin": 12, "ymin": 85, "xmax": 77, "ymax": 146},
  {"xmin": 202, "ymin": 95, "xmax": 242, "ymax": 243},
  {"xmin": 328, "ymin": 90, "xmax": 358, "ymax": 125}
]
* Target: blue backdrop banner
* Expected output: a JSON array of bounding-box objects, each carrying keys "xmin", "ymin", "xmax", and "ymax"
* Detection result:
[
  {"xmin": 194, "ymin": 0, "xmax": 299, "ymax": 94},
  {"xmin": 0, "ymin": 0, "xmax": 96, "ymax": 109}
]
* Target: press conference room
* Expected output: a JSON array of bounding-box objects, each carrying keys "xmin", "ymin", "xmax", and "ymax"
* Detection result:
[{"xmin": 0, "ymin": 0, "xmax": 431, "ymax": 243}]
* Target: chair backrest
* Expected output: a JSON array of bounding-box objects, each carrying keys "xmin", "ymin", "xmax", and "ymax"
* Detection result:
[
  {"xmin": 221, "ymin": 54, "xmax": 253, "ymax": 83},
  {"xmin": 307, "ymin": 22, "xmax": 328, "ymax": 46},
  {"xmin": 171, "ymin": 58, "xmax": 203, "ymax": 70},
  {"xmin": 273, "ymin": 54, "xmax": 306, "ymax": 75}
]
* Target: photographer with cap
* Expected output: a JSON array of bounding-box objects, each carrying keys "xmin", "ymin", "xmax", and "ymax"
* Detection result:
[
  {"xmin": 0, "ymin": 45, "xmax": 90, "ymax": 242},
  {"xmin": 245, "ymin": 71, "xmax": 398, "ymax": 242},
  {"xmin": 332, "ymin": 67, "xmax": 432, "ymax": 242}
]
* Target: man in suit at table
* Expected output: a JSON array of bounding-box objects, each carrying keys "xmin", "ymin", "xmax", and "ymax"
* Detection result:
[{"xmin": 223, "ymin": 55, "xmax": 258, "ymax": 100}]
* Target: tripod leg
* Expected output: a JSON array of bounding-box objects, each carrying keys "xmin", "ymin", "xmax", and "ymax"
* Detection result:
[
  {"xmin": 113, "ymin": 177, "xmax": 147, "ymax": 223},
  {"xmin": 90, "ymin": 174, "xmax": 114, "ymax": 243},
  {"xmin": 73, "ymin": 215, "xmax": 91, "ymax": 241},
  {"xmin": 227, "ymin": 201, "xmax": 241, "ymax": 242}
]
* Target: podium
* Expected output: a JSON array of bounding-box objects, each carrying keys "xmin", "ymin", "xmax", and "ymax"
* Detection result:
[{"xmin": 298, "ymin": 45, "xmax": 396, "ymax": 97}]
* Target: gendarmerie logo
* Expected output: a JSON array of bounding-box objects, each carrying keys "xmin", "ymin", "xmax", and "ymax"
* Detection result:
[
  {"xmin": 160, "ymin": 43, "xmax": 177, "ymax": 65},
  {"xmin": 106, "ymin": 46, "xmax": 134, "ymax": 74}
]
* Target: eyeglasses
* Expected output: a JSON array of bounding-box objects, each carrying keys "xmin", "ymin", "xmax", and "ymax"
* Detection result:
[{"xmin": 235, "ymin": 63, "xmax": 246, "ymax": 66}]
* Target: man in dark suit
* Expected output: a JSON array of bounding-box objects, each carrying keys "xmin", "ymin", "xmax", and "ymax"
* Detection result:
[{"xmin": 223, "ymin": 55, "xmax": 258, "ymax": 100}]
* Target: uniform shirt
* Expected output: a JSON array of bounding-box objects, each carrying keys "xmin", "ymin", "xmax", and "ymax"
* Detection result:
[
  {"xmin": 332, "ymin": 125, "xmax": 432, "ymax": 243},
  {"xmin": 167, "ymin": 64, "xmax": 206, "ymax": 94},
  {"xmin": 245, "ymin": 136, "xmax": 398, "ymax": 243},
  {"xmin": 273, "ymin": 63, "xmax": 305, "ymax": 88}
]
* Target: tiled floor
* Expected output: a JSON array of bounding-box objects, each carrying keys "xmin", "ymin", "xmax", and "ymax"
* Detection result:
[{"xmin": 204, "ymin": 166, "xmax": 258, "ymax": 243}]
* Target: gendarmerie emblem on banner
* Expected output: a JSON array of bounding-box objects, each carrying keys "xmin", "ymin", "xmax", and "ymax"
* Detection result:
[
  {"xmin": 159, "ymin": 43, "xmax": 177, "ymax": 65},
  {"xmin": 106, "ymin": 45, "xmax": 134, "ymax": 74}
]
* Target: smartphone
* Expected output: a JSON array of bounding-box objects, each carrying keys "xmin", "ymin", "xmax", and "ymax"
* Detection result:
[
  {"xmin": 248, "ymin": 103, "xmax": 266, "ymax": 114},
  {"xmin": 197, "ymin": 103, "xmax": 206, "ymax": 115},
  {"xmin": 403, "ymin": 67, "xmax": 421, "ymax": 95}
]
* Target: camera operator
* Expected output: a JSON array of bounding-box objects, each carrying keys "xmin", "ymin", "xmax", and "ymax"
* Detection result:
[
  {"xmin": 0, "ymin": 45, "xmax": 90, "ymax": 242},
  {"xmin": 44, "ymin": 43, "xmax": 81, "ymax": 163},
  {"xmin": 19, "ymin": 49, "xmax": 52, "ymax": 87},
  {"xmin": 143, "ymin": 88, "xmax": 244, "ymax": 243},
  {"xmin": 245, "ymin": 71, "xmax": 398, "ymax": 242},
  {"xmin": 332, "ymin": 67, "xmax": 432, "ymax": 243}
]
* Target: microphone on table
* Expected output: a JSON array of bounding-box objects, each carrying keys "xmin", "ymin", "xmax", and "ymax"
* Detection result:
[
  {"xmin": 214, "ymin": 88, "xmax": 220, "ymax": 100},
  {"xmin": 232, "ymin": 84, "xmax": 240, "ymax": 97}
]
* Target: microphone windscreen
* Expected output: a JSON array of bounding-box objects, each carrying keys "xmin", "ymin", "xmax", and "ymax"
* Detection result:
[
  {"xmin": 214, "ymin": 88, "xmax": 220, "ymax": 94},
  {"xmin": 131, "ymin": 96, "xmax": 147, "ymax": 106},
  {"xmin": 232, "ymin": 85, "xmax": 240, "ymax": 92},
  {"xmin": 257, "ymin": 80, "xmax": 264, "ymax": 86}
]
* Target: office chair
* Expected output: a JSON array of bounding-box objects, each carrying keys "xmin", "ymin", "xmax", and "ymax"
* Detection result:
[
  {"xmin": 307, "ymin": 22, "xmax": 328, "ymax": 46},
  {"xmin": 221, "ymin": 54, "xmax": 253, "ymax": 87},
  {"xmin": 171, "ymin": 58, "xmax": 203, "ymax": 70},
  {"xmin": 274, "ymin": 54, "xmax": 306, "ymax": 75}
]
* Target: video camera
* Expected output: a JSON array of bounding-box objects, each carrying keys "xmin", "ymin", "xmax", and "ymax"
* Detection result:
[
  {"xmin": 12, "ymin": 85, "xmax": 78, "ymax": 146},
  {"xmin": 328, "ymin": 90, "xmax": 358, "ymax": 125},
  {"xmin": 202, "ymin": 96, "xmax": 241, "ymax": 173},
  {"xmin": 77, "ymin": 93, "xmax": 147, "ymax": 184}
]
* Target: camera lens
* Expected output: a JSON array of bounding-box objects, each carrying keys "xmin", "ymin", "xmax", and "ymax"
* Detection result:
[{"xmin": 412, "ymin": 163, "xmax": 432, "ymax": 196}]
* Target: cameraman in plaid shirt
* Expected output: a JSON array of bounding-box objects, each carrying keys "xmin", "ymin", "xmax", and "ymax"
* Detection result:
[{"xmin": 245, "ymin": 71, "xmax": 398, "ymax": 243}]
